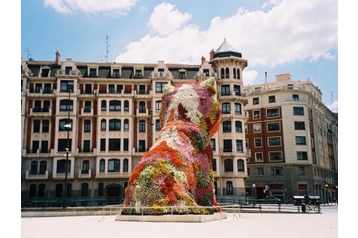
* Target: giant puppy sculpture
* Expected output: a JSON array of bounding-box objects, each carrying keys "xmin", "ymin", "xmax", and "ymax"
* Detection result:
[{"xmin": 122, "ymin": 77, "xmax": 221, "ymax": 215}]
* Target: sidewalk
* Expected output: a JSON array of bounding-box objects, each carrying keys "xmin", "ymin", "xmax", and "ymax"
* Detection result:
[{"xmin": 21, "ymin": 205, "xmax": 338, "ymax": 238}]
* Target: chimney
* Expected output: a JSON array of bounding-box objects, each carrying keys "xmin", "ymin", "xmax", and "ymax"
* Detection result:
[
  {"xmin": 55, "ymin": 50, "xmax": 61, "ymax": 65},
  {"xmin": 201, "ymin": 56, "xmax": 205, "ymax": 64},
  {"xmin": 209, "ymin": 49, "xmax": 215, "ymax": 60}
]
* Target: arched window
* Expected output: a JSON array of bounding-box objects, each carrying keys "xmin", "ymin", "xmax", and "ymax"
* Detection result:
[
  {"xmin": 98, "ymin": 182, "xmax": 104, "ymax": 196},
  {"xmin": 84, "ymin": 101, "xmax": 91, "ymax": 112},
  {"xmin": 82, "ymin": 160, "xmax": 89, "ymax": 174},
  {"xmin": 223, "ymin": 121, "xmax": 231, "ymax": 133},
  {"xmin": 225, "ymin": 67, "xmax": 229, "ymax": 78},
  {"xmin": 237, "ymin": 68, "xmax": 241, "ymax": 79},
  {"xmin": 101, "ymin": 119, "xmax": 106, "ymax": 131},
  {"xmin": 233, "ymin": 68, "xmax": 237, "ymax": 78},
  {"xmin": 139, "ymin": 120, "xmax": 146, "ymax": 132},
  {"xmin": 38, "ymin": 184, "xmax": 46, "ymax": 197},
  {"xmin": 101, "ymin": 100, "xmax": 107, "ymax": 111},
  {"xmin": 220, "ymin": 68, "xmax": 225, "ymax": 79},
  {"xmin": 226, "ymin": 181, "xmax": 233, "ymax": 195},
  {"xmin": 29, "ymin": 184, "xmax": 37, "ymax": 197},
  {"xmin": 56, "ymin": 183, "xmax": 63, "ymax": 197},
  {"xmin": 109, "ymin": 100, "xmax": 121, "ymax": 111},
  {"xmin": 108, "ymin": 159, "xmax": 120, "ymax": 172},
  {"xmin": 224, "ymin": 159, "xmax": 233, "ymax": 172},
  {"xmin": 109, "ymin": 119, "xmax": 121, "ymax": 131},
  {"xmin": 222, "ymin": 102, "xmax": 231, "ymax": 114},
  {"xmin": 234, "ymin": 103, "xmax": 241, "ymax": 114},
  {"xmin": 139, "ymin": 101, "xmax": 146, "ymax": 113},
  {"xmin": 237, "ymin": 159, "xmax": 245, "ymax": 172},
  {"xmin": 33, "ymin": 120, "xmax": 40, "ymax": 132},
  {"xmin": 124, "ymin": 100, "xmax": 129, "ymax": 111},
  {"xmin": 100, "ymin": 159, "xmax": 105, "ymax": 172},
  {"xmin": 30, "ymin": 161, "xmax": 38, "ymax": 174},
  {"xmin": 124, "ymin": 119, "xmax": 129, "ymax": 131},
  {"xmin": 235, "ymin": 121, "xmax": 242, "ymax": 133},
  {"xmin": 81, "ymin": 183, "xmax": 89, "ymax": 196},
  {"xmin": 39, "ymin": 161, "xmax": 47, "ymax": 174},
  {"xmin": 123, "ymin": 158, "xmax": 128, "ymax": 172}
]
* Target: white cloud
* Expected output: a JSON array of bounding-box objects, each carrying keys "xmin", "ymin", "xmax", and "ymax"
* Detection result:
[
  {"xmin": 115, "ymin": 0, "xmax": 337, "ymax": 68},
  {"xmin": 148, "ymin": 3, "xmax": 191, "ymax": 36},
  {"xmin": 44, "ymin": 0, "xmax": 137, "ymax": 15},
  {"xmin": 243, "ymin": 70, "xmax": 258, "ymax": 86},
  {"xmin": 327, "ymin": 100, "xmax": 338, "ymax": 113}
]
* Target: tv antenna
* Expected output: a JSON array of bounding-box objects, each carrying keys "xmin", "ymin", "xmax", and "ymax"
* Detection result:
[{"xmin": 105, "ymin": 36, "xmax": 110, "ymax": 62}]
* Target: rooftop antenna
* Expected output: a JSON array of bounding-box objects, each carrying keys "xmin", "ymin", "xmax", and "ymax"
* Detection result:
[
  {"xmin": 27, "ymin": 48, "xmax": 31, "ymax": 60},
  {"xmin": 105, "ymin": 36, "xmax": 110, "ymax": 63}
]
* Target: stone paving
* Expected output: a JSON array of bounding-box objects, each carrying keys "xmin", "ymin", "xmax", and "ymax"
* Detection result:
[{"xmin": 21, "ymin": 204, "xmax": 338, "ymax": 238}]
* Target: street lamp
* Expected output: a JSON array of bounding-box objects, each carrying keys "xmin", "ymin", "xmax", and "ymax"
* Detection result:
[{"xmin": 62, "ymin": 90, "xmax": 71, "ymax": 209}]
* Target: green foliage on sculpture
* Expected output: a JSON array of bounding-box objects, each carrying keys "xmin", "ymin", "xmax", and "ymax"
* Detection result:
[{"xmin": 122, "ymin": 77, "xmax": 221, "ymax": 215}]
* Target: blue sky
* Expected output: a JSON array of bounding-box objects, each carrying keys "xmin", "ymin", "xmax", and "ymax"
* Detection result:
[{"xmin": 19, "ymin": 0, "xmax": 339, "ymax": 112}]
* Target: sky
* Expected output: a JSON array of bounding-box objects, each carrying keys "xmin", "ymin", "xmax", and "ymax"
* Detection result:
[{"xmin": 19, "ymin": 0, "xmax": 339, "ymax": 112}]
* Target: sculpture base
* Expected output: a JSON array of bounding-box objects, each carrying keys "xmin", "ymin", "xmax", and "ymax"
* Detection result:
[{"xmin": 115, "ymin": 212, "xmax": 227, "ymax": 223}]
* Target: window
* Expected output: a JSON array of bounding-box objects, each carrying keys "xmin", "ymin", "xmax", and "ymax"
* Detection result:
[
  {"xmin": 58, "ymin": 139, "xmax": 72, "ymax": 152},
  {"xmin": 41, "ymin": 68, "xmax": 49, "ymax": 77},
  {"xmin": 294, "ymin": 121, "xmax": 305, "ymax": 130},
  {"xmin": 30, "ymin": 161, "xmax": 38, "ymax": 174},
  {"xmin": 59, "ymin": 119, "xmax": 72, "ymax": 131},
  {"xmin": 60, "ymin": 80, "xmax": 74, "ymax": 92},
  {"xmin": 292, "ymin": 94, "xmax": 299, "ymax": 101},
  {"xmin": 237, "ymin": 159, "xmax": 245, "ymax": 172},
  {"xmin": 155, "ymin": 82, "xmax": 167, "ymax": 93},
  {"xmin": 135, "ymin": 70, "xmax": 143, "ymax": 78},
  {"xmin": 236, "ymin": 140, "xmax": 243, "ymax": 152},
  {"xmin": 109, "ymin": 84, "xmax": 115, "ymax": 93},
  {"xmin": 253, "ymin": 110, "xmax": 260, "ymax": 119},
  {"xmin": 84, "ymin": 120, "xmax": 91, "ymax": 132},
  {"xmin": 234, "ymin": 103, "xmax": 241, "ymax": 114},
  {"xmin": 225, "ymin": 68, "xmax": 229, "ymax": 78},
  {"xmin": 82, "ymin": 160, "xmax": 89, "ymax": 174},
  {"xmin": 33, "ymin": 120, "xmax": 40, "ymax": 132},
  {"xmin": 109, "ymin": 100, "xmax": 121, "ymax": 111},
  {"xmin": 109, "ymin": 119, "xmax": 121, "ymax": 131},
  {"xmin": 293, "ymin": 107, "xmax": 304, "ymax": 115},
  {"xmin": 65, "ymin": 66, "xmax": 72, "ymax": 75},
  {"xmin": 81, "ymin": 183, "xmax": 89, "ymax": 196},
  {"xmin": 123, "ymin": 138, "xmax": 129, "ymax": 151},
  {"xmin": 124, "ymin": 100, "xmax": 129, "ymax": 111},
  {"xmin": 235, "ymin": 121, "xmax": 242, "ymax": 133},
  {"xmin": 298, "ymin": 167, "xmax": 305, "ymax": 175},
  {"xmin": 139, "ymin": 101, "xmax": 146, "ymax": 113},
  {"xmin": 123, "ymin": 159, "xmax": 129, "ymax": 172},
  {"xmin": 254, "ymin": 138, "xmax": 262, "ymax": 147},
  {"xmin": 124, "ymin": 119, "xmax": 129, "ymax": 131},
  {"xmin": 257, "ymin": 167, "xmax": 264, "ymax": 176},
  {"xmin": 253, "ymin": 98, "xmax": 259, "ymax": 105},
  {"xmin": 41, "ymin": 141, "xmax": 48, "ymax": 153},
  {"xmin": 101, "ymin": 119, "xmax": 106, "ymax": 131},
  {"xmin": 100, "ymin": 139, "xmax": 106, "ymax": 151},
  {"xmin": 271, "ymin": 167, "xmax": 283, "ymax": 175},
  {"xmin": 59, "ymin": 99, "xmax": 73, "ymax": 111},
  {"xmin": 236, "ymin": 68, "xmax": 240, "ymax": 79},
  {"xmin": 138, "ymin": 140, "xmax": 146, "ymax": 152},
  {"xmin": 222, "ymin": 102, "xmax": 231, "ymax": 114},
  {"xmin": 267, "ymin": 108, "xmax": 279, "ymax": 117},
  {"xmin": 203, "ymin": 69, "xmax": 209, "ymax": 76},
  {"xmin": 84, "ymin": 84, "xmax": 92, "ymax": 94},
  {"xmin": 56, "ymin": 159, "xmax": 70, "ymax": 173},
  {"xmin": 139, "ymin": 120, "xmax": 146, "ymax": 132},
  {"xmin": 98, "ymin": 182, "xmax": 104, "ymax": 196},
  {"xmin": 89, "ymin": 68, "xmax": 96, "ymax": 78},
  {"xmin": 297, "ymin": 151, "xmax": 308, "ymax": 160},
  {"xmin": 109, "ymin": 139, "xmax": 120, "ymax": 151},
  {"xmin": 113, "ymin": 69, "xmax": 120, "ymax": 78},
  {"xmin": 226, "ymin": 181, "xmax": 233, "ymax": 195},
  {"xmin": 234, "ymin": 85, "xmax": 241, "ymax": 95},
  {"xmin": 101, "ymin": 100, "xmax": 107, "ymax": 111},
  {"xmin": 179, "ymin": 71, "xmax": 186, "ymax": 79},
  {"xmin": 296, "ymin": 136, "xmax": 306, "ymax": 145},
  {"xmin": 83, "ymin": 140, "xmax": 90, "ymax": 152},
  {"xmin": 224, "ymin": 159, "xmax": 233, "ymax": 172},
  {"xmin": 223, "ymin": 140, "xmax": 232, "ymax": 152},
  {"xmin": 99, "ymin": 159, "xmax": 105, "ymax": 172},
  {"xmin": 212, "ymin": 159, "xmax": 217, "ymax": 171},
  {"xmin": 269, "ymin": 95, "xmax": 276, "ymax": 103},
  {"xmin": 221, "ymin": 85, "xmax": 230, "ymax": 95},
  {"xmin": 268, "ymin": 137, "xmax": 281, "ymax": 146},
  {"xmin": 35, "ymin": 83, "xmax": 42, "ymax": 93},
  {"xmin": 155, "ymin": 100, "xmax": 161, "ymax": 112},
  {"xmin": 223, "ymin": 121, "xmax": 231, "ymax": 132},
  {"xmin": 255, "ymin": 152, "xmax": 263, "ymax": 162},
  {"xmin": 108, "ymin": 159, "xmax": 120, "ymax": 172},
  {"xmin": 220, "ymin": 68, "xmax": 225, "ymax": 79},
  {"xmin": 267, "ymin": 122, "xmax": 280, "ymax": 132},
  {"xmin": 255, "ymin": 87, "xmax": 261, "ymax": 93},
  {"xmin": 155, "ymin": 119, "xmax": 161, "ymax": 131},
  {"xmin": 269, "ymin": 152, "xmax": 282, "ymax": 161},
  {"xmin": 29, "ymin": 184, "xmax": 36, "ymax": 197},
  {"xmin": 84, "ymin": 101, "xmax": 91, "ymax": 112},
  {"xmin": 211, "ymin": 139, "xmax": 216, "ymax": 151},
  {"xmin": 39, "ymin": 161, "xmax": 47, "ymax": 174},
  {"xmin": 253, "ymin": 124, "xmax": 261, "ymax": 133}
]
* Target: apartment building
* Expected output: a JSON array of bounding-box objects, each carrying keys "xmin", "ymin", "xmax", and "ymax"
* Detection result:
[
  {"xmin": 21, "ymin": 40, "xmax": 250, "ymax": 207},
  {"xmin": 243, "ymin": 73, "xmax": 338, "ymax": 203}
]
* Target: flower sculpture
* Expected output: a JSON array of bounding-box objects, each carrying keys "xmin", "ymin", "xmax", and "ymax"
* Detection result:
[{"xmin": 122, "ymin": 77, "xmax": 221, "ymax": 215}]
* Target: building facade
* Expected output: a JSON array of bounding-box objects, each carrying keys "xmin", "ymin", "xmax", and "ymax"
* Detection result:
[
  {"xmin": 243, "ymin": 73, "xmax": 338, "ymax": 203},
  {"xmin": 21, "ymin": 40, "xmax": 251, "ymax": 207}
]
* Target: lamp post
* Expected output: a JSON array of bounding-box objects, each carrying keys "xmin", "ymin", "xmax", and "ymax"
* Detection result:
[
  {"xmin": 325, "ymin": 184, "xmax": 329, "ymax": 205},
  {"xmin": 62, "ymin": 90, "xmax": 71, "ymax": 209}
]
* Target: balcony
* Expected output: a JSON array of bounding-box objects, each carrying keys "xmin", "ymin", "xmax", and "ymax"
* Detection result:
[
  {"xmin": 77, "ymin": 148, "xmax": 96, "ymax": 156},
  {"xmin": 53, "ymin": 172, "xmax": 74, "ymax": 180},
  {"xmin": 78, "ymin": 169, "xmax": 92, "ymax": 179},
  {"xmin": 30, "ymin": 107, "xmax": 52, "ymax": 116},
  {"xmin": 219, "ymin": 91, "xmax": 248, "ymax": 105},
  {"xmin": 136, "ymin": 108, "xmax": 149, "ymax": 117},
  {"xmin": 95, "ymin": 171, "xmax": 130, "ymax": 179},
  {"xmin": 134, "ymin": 90, "xmax": 152, "ymax": 99},
  {"xmin": 81, "ymin": 107, "xmax": 93, "ymax": 116},
  {"xmin": 151, "ymin": 72, "xmax": 172, "ymax": 79},
  {"xmin": 56, "ymin": 69, "xmax": 81, "ymax": 77},
  {"xmin": 25, "ymin": 170, "xmax": 49, "ymax": 180}
]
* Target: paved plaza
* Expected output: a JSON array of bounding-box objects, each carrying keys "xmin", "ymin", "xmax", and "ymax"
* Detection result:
[{"xmin": 21, "ymin": 205, "xmax": 338, "ymax": 238}]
